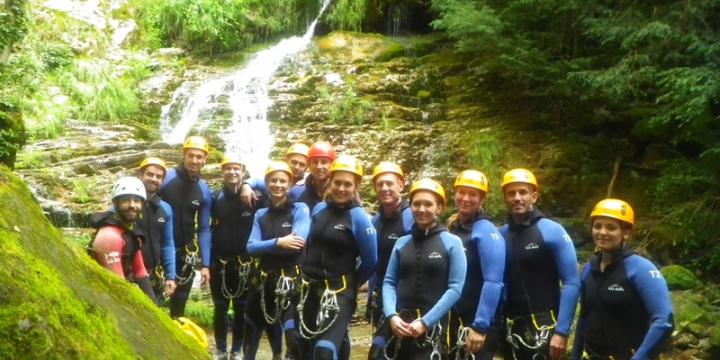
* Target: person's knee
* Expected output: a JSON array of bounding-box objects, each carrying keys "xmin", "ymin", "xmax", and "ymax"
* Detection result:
[{"xmin": 314, "ymin": 340, "xmax": 337, "ymax": 360}]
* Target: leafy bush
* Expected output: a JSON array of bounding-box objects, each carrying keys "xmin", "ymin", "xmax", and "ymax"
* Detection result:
[
  {"xmin": 132, "ymin": 0, "xmax": 311, "ymax": 55},
  {"xmin": 323, "ymin": 86, "xmax": 374, "ymax": 125},
  {"xmin": 325, "ymin": 0, "xmax": 367, "ymax": 31}
]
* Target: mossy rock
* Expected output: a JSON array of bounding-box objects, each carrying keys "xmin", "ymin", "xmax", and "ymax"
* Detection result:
[
  {"xmin": 662, "ymin": 264, "xmax": 702, "ymax": 290},
  {"xmin": 0, "ymin": 107, "xmax": 27, "ymax": 169},
  {"xmin": 0, "ymin": 165, "xmax": 208, "ymax": 359},
  {"xmin": 671, "ymin": 290, "xmax": 709, "ymax": 335},
  {"xmin": 709, "ymin": 325, "xmax": 720, "ymax": 358}
]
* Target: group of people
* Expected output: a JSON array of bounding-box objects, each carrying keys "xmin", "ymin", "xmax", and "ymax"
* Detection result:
[{"xmin": 88, "ymin": 135, "xmax": 674, "ymax": 360}]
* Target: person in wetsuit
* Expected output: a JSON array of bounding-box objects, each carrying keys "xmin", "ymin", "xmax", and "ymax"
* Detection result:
[
  {"xmin": 446, "ymin": 170, "xmax": 505, "ymax": 360},
  {"xmin": 571, "ymin": 199, "xmax": 673, "ymax": 360},
  {"xmin": 297, "ymin": 154, "xmax": 377, "ymax": 360},
  {"xmin": 382, "ymin": 178, "xmax": 467, "ymax": 359},
  {"xmin": 499, "ymin": 168, "xmax": 580, "ymax": 360},
  {"xmin": 245, "ymin": 161, "xmax": 311, "ymax": 360},
  {"xmin": 158, "ymin": 136, "xmax": 212, "ymax": 318},
  {"xmin": 367, "ymin": 161, "xmax": 413, "ymax": 360},
  {"xmin": 90, "ymin": 176, "xmax": 156, "ymax": 301},
  {"xmin": 135, "ymin": 157, "xmax": 177, "ymax": 302},
  {"xmin": 240, "ymin": 143, "xmax": 310, "ymax": 207},
  {"xmin": 289, "ymin": 141, "xmax": 336, "ymax": 210}
]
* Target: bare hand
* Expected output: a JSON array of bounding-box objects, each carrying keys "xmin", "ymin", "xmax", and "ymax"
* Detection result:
[
  {"xmin": 163, "ymin": 279, "xmax": 177, "ymax": 296},
  {"xmin": 240, "ymin": 183, "xmax": 257, "ymax": 208},
  {"xmin": 549, "ymin": 333, "xmax": 567, "ymax": 360},
  {"xmin": 389, "ymin": 316, "xmax": 413, "ymax": 338},
  {"xmin": 464, "ymin": 328, "xmax": 486, "ymax": 354},
  {"xmin": 276, "ymin": 232, "xmax": 305, "ymax": 251},
  {"xmin": 408, "ymin": 319, "xmax": 427, "ymax": 338},
  {"xmin": 200, "ymin": 267, "xmax": 210, "ymax": 288}
]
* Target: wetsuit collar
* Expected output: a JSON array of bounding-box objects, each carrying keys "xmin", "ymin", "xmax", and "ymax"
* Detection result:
[
  {"xmin": 507, "ymin": 208, "xmax": 544, "ymax": 229},
  {"xmin": 589, "ymin": 247, "xmax": 634, "ymax": 272},
  {"xmin": 412, "ymin": 223, "xmax": 446, "ymax": 239},
  {"xmin": 146, "ymin": 193, "xmax": 162, "ymax": 206},
  {"xmin": 456, "ymin": 210, "xmax": 491, "ymax": 231},
  {"xmin": 326, "ymin": 196, "xmax": 359, "ymax": 211},
  {"xmin": 90, "ymin": 210, "xmax": 141, "ymax": 235},
  {"xmin": 269, "ymin": 197, "xmax": 293, "ymax": 211},
  {"xmin": 381, "ymin": 199, "xmax": 408, "ymax": 219},
  {"xmin": 176, "ymin": 164, "xmax": 200, "ymax": 182}
]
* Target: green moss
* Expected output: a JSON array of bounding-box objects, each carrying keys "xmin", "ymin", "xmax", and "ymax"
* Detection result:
[
  {"xmin": 671, "ymin": 291, "xmax": 708, "ymax": 335},
  {"xmin": 0, "ymin": 165, "xmax": 208, "ymax": 359},
  {"xmin": 662, "ymin": 265, "xmax": 702, "ymax": 290}
]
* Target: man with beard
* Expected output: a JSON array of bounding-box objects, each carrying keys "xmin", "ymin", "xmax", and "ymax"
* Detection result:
[
  {"xmin": 159, "ymin": 136, "xmax": 213, "ymax": 318},
  {"xmin": 90, "ymin": 176, "xmax": 156, "ymax": 301},
  {"xmin": 136, "ymin": 157, "xmax": 177, "ymax": 301}
]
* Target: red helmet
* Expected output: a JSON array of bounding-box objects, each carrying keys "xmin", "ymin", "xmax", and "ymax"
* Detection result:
[{"xmin": 308, "ymin": 141, "xmax": 336, "ymax": 160}]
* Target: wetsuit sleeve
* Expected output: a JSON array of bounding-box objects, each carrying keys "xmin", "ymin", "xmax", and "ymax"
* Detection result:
[
  {"xmin": 421, "ymin": 232, "xmax": 467, "ymax": 328},
  {"xmin": 382, "ymin": 236, "xmax": 411, "ymax": 318},
  {"xmin": 198, "ymin": 182, "xmax": 213, "ymax": 267},
  {"xmin": 539, "ymin": 219, "xmax": 580, "ymax": 336},
  {"xmin": 367, "ymin": 213, "xmax": 382, "ymax": 293},
  {"xmin": 92, "ymin": 227, "xmax": 125, "ymax": 277},
  {"xmin": 159, "ymin": 201, "xmax": 176, "ymax": 280},
  {"xmin": 350, "ymin": 207, "xmax": 378, "ymax": 285},
  {"xmin": 132, "ymin": 249, "xmax": 149, "ymax": 279},
  {"xmin": 246, "ymin": 177, "xmax": 267, "ymax": 193},
  {"xmin": 570, "ymin": 264, "xmax": 591, "ymax": 360},
  {"xmin": 289, "ymin": 183, "xmax": 304, "ymax": 201},
  {"xmin": 247, "ymin": 208, "xmax": 275, "ymax": 255},
  {"xmin": 311, "ymin": 201, "xmax": 327, "ymax": 217},
  {"xmin": 401, "ymin": 207, "xmax": 414, "ymax": 234},
  {"xmin": 471, "ymin": 220, "xmax": 506, "ymax": 332},
  {"xmin": 292, "ymin": 203, "xmax": 311, "ymax": 240},
  {"xmin": 159, "ymin": 168, "xmax": 177, "ymax": 189},
  {"xmin": 626, "ymin": 256, "xmax": 674, "ymax": 360}
]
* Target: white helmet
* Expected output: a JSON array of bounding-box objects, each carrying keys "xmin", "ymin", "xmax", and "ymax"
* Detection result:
[{"xmin": 112, "ymin": 176, "xmax": 146, "ymax": 201}]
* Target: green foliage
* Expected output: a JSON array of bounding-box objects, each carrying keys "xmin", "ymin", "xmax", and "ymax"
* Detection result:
[
  {"xmin": 661, "ymin": 265, "xmax": 702, "ymax": 290},
  {"xmin": 71, "ymin": 177, "xmax": 98, "ymax": 204},
  {"xmin": 322, "ymin": 86, "xmax": 374, "ymax": 125},
  {"xmin": 325, "ymin": 0, "xmax": 367, "ymax": 32},
  {"xmin": 0, "ymin": 0, "xmax": 27, "ymax": 55},
  {"xmin": 184, "ymin": 299, "xmax": 214, "ymax": 328},
  {"xmin": 132, "ymin": 0, "xmax": 311, "ymax": 55}
]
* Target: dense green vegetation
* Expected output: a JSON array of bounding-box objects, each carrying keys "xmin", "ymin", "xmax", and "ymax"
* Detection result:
[{"xmin": 129, "ymin": 0, "xmax": 320, "ymax": 55}]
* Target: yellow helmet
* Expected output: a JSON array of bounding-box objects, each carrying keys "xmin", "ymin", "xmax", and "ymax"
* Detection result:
[
  {"xmin": 590, "ymin": 198, "xmax": 635, "ymax": 228},
  {"xmin": 182, "ymin": 136, "xmax": 209, "ymax": 153},
  {"xmin": 220, "ymin": 154, "xmax": 244, "ymax": 168},
  {"xmin": 285, "ymin": 143, "xmax": 310, "ymax": 158},
  {"xmin": 174, "ymin": 317, "xmax": 208, "ymax": 349},
  {"xmin": 454, "ymin": 170, "xmax": 489, "ymax": 193},
  {"xmin": 329, "ymin": 154, "xmax": 364, "ymax": 178},
  {"xmin": 139, "ymin": 157, "xmax": 167, "ymax": 174},
  {"xmin": 372, "ymin": 161, "xmax": 404, "ymax": 182},
  {"xmin": 409, "ymin": 178, "xmax": 446, "ymax": 205},
  {"xmin": 501, "ymin": 168, "xmax": 538, "ymax": 190},
  {"xmin": 264, "ymin": 160, "xmax": 293, "ymax": 179}
]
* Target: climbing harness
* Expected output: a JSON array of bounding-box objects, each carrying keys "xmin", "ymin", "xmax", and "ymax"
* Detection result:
[
  {"xmin": 505, "ymin": 312, "xmax": 556, "ymax": 360},
  {"xmin": 220, "ymin": 257, "xmax": 252, "ymax": 299},
  {"xmin": 260, "ymin": 267, "xmax": 298, "ymax": 324},
  {"xmin": 176, "ymin": 240, "xmax": 199, "ymax": 286},
  {"xmin": 448, "ymin": 326, "xmax": 475, "ymax": 360},
  {"xmin": 297, "ymin": 275, "xmax": 347, "ymax": 339},
  {"xmin": 383, "ymin": 312, "xmax": 443, "ymax": 360}
]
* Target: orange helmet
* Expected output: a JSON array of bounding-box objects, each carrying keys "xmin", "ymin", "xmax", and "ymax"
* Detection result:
[{"xmin": 308, "ymin": 141, "xmax": 336, "ymax": 160}]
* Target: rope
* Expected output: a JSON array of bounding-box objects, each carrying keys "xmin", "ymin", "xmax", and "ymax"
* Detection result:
[
  {"xmin": 448, "ymin": 326, "xmax": 475, "ymax": 360},
  {"xmin": 505, "ymin": 316, "xmax": 553, "ymax": 360},
  {"xmin": 259, "ymin": 269, "xmax": 297, "ymax": 324},
  {"xmin": 220, "ymin": 257, "xmax": 252, "ymax": 299},
  {"xmin": 297, "ymin": 276, "xmax": 347, "ymax": 339}
]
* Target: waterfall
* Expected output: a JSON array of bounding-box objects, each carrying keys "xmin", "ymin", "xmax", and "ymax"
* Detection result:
[{"xmin": 160, "ymin": 0, "xmax": 332, "ymax": 177}]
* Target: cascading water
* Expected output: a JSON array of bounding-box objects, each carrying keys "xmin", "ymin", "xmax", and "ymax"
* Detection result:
[{"xmin": 160, "ymin": 0, "xmax": 332, "ymax": 176}]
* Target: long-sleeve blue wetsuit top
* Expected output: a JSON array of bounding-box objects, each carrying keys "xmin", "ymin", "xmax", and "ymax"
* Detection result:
[
  {"xmin": 499, "ymin": 208, "xmax": 580, "ymax": 336},
  {"xmin": 301, "ymin": 198, "xmax": 377, "ymax": 285},
  {"xmin": 246, "ymin": 200, "xmax": 311, "ymax": 272},
  {"xmin": 137, "ymin": 193, "xmax": 177, "ymax": 280},
  {"xmin": 383, "ymin": 224, "xmax": 467, "ymax": 328},
  {"xmin": 159, "ymin": 165, "xmax": 212, "ymax": 267},
  {"xmin": 448, "ymin": 212, "xmax": 505, "ymax": 332},
  {"xmin": 210, "ymin": 186, "xmax": 255, "ymax": 260},
  {"xmin": 289, "ymin": 174, "xmax": 323, "ymax": 210},
  {"xmin": 570, "ymin": 249, "xmax": 673, "ymax": 360},
  {"xmin": 369, "ymin": 201, "xmax": 414, "ymax": 295}
]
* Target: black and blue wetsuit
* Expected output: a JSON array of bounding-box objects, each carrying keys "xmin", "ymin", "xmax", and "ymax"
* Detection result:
[
  {"xmin": 158, "ymin": 165, "xmax": 212, "ymax": 318},
  {"xmin": 382, "ymin": 224, "xmax": 467, "ymax": 358},
  {"xmin": 499, "ymin": 208, "xmax": 580, "ymax": 360},
  {"xmin": 571, "ymin": 250, "xmax": 673, "ymax": 360},
  {"xmin": 244, "ymin": 200, "xmax": 311, "ymax": 360},
  {"xmin": 367, "ymin": 202, "xmax": 413, "ymax": 360},
  {"xmin": 299, "ymin": 199, "xmax": 377, "ymax": 360},
  {"xmin": 448, "ymin": 213, "xmax": 505, "ymax": 360},
  {"xmin": 136, "ymin": 193, "xmax": 176, "ymax": 300},
  {"xmin": 289, "ymin": 174, "xmax": 324, "ymax": 210},
  {"xmin": 209, "ymin": 185, "xmax": 255, "ymax": 355}
]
